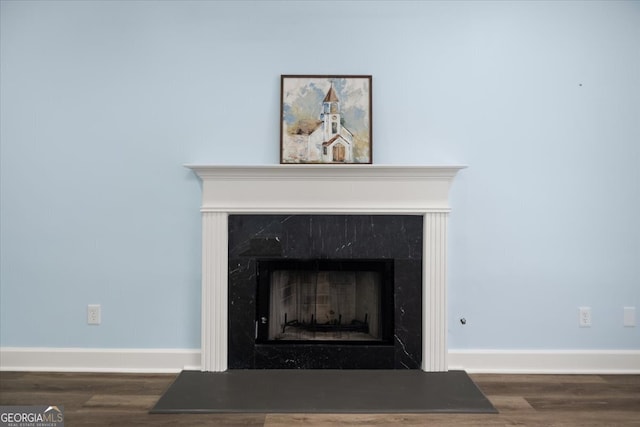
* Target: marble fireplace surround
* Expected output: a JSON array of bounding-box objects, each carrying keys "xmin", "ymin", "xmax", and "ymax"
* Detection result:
[{"xmin": 186, "ymin": 164, "xmax": 465, "ymax": 372}]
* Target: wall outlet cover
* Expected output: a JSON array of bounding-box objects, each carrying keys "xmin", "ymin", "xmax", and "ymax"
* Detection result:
[
  {"xmin": 579, "ymin": 307, "xmax": 591, "ymax": 328},
  {"xmin": 88, "ymin": 304, "xmax": 101, "ymax": 325}
]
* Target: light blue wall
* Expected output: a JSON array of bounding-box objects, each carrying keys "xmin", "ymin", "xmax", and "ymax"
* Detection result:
[{"xmin": 1, "ymin": 0, "xmax": 638, "ymax": 350}]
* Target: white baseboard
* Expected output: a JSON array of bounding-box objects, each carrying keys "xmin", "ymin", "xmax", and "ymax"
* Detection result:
[
  {"xmin": 0, "ymin": 347, "xmax": 201, "ymax": 373},
  {"xmin": 2, "ymin": 347, "xmax": 639, "ymax": 374},
  {"xmin": 448, "ymin": 349, "xmax": 640, "ymax": 374}
]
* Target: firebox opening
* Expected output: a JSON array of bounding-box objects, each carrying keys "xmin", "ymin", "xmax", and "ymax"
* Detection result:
[{"xmin": 256, "ymin": 259, "xmax": 394, "ymax": 345}]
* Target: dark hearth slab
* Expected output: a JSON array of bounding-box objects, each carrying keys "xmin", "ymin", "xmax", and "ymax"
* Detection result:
[{"xmin": 150, "ymin": 370, "xmax": 497, "ymax": 414}]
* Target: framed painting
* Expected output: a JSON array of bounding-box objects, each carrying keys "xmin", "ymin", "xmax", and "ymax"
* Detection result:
[{"xmin": 280, "ymin": 75, "xmax": 372, "ymax": 164}]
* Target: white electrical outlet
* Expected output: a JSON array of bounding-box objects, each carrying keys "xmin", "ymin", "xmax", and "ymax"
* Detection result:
[
  {"xmin": 623, "ymin": 307, "xmax": 636, "ymax": 327},
  {"xmin": 88, "ymin": 304, "xmax": 101, "ymax": 325},
  {"xmin": 579, "ymin": 307, "xmax": 591, "ymax": 327}
]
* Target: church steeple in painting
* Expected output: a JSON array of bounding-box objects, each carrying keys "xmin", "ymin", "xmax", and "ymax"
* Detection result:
[{"xmin": 321, "ymin": 82, "xmax": 341, "ymax": 140}]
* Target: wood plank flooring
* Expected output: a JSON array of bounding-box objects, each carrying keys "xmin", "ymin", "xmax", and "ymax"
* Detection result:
[{"xmin": 1, "ymin": 371, "xmax": 639, "ymax": 426}]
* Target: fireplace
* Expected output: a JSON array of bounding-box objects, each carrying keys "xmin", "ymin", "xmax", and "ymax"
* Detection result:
[
  {"xmin": 228, "ymin": 214, "xmax": 422, "ymax": 369},
  {"xmin": 186, "ymin": 165, "xmax": 465, "ymax": 372}
]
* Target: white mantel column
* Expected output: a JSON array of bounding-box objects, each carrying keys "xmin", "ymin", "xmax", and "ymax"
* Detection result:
[
  {"xmin": 423, "ymin": 212, "xmax": 449, "ymax": 371},
  {"xmin": 201, "ymin": 211, "xmax": 228, "ymax": 372}
]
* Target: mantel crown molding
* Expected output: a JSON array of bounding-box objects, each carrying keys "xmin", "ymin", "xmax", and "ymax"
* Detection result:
[{"xmin": 185, "ymin": 164, "xmax": 466, "ymax": 214}]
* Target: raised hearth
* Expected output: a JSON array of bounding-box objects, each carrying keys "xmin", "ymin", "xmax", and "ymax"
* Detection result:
[{"xmin": 186, "ymin": 164, "xmax": 465, "ymax": 372}]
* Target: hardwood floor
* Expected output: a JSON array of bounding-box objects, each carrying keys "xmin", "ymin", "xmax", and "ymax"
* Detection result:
[{"xmin": 1, "ymin": 371, "xmax": 639, "ymax": 426}]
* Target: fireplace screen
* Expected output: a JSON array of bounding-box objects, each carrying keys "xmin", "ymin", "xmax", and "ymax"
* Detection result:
[{"xmin": 256, "ymin": 260, "xmax": 394, "ymax": 343}]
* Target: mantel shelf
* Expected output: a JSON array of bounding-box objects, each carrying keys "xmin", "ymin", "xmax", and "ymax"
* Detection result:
[{"xmin": 185, "ymin": 164, "xmax": 467, "ymax": 180}]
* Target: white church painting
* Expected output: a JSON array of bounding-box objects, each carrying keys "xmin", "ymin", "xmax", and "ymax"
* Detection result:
[{"xmin": 280, "ymin": 75, "xmax": 372, "ymax": 164}]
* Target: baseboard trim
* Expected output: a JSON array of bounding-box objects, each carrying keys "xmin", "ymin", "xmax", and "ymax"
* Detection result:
[
  {"xmin": 448, "ymin": 349, "xmax": 640, "ymax": 374},
  {"xmin": 0, "ymin": 347, "xmax": 201, "ymax": 373},
  {"xmin": 2, "ymin": 347, "xmax": 639, "ymax": 374}
]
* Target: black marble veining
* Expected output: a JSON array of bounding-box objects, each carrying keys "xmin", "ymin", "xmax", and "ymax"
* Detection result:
[{"xmin": 228, "ymin": 215, "xmax": 423, "ymax": 369}]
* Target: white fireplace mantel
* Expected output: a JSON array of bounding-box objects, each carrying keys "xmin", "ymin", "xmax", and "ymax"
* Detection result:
[{"xmin": 186, "ymin": 164, "xmax": 466, "ymax": 372}]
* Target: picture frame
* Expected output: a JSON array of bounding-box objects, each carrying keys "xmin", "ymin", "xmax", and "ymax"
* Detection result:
[{"xmin": 280, "ymin": 75, "xmax": 372, "ymax": 164}]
